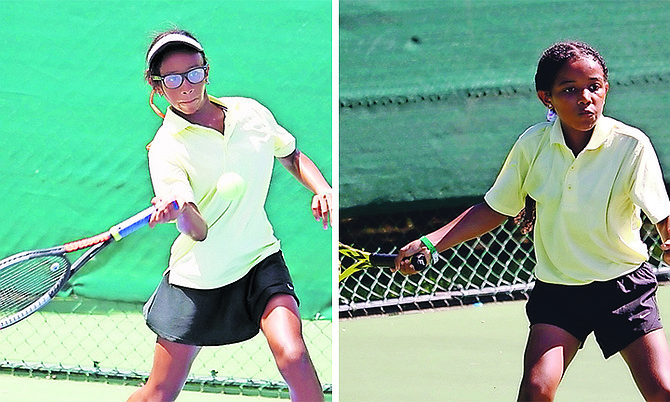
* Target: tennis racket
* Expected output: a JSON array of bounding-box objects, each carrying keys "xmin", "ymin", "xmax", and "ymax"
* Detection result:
[
  {"xmin": 339, "ymin": 243, "xmax": 428, "ymax": 282},
  {"xmin": 0, "ymin": 201, "xmax": 177, "ymax": 329}
]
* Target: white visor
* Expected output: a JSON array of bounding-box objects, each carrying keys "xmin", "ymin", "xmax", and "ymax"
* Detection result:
[{"xmin": 147, "ymin": 34, "xmax": 204, "ymax": 65}]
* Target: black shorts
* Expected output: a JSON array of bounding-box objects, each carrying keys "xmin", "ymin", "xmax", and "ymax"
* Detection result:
[
  {"xmin": 526, "ymin": 262, "xmax": 662, "ymax": 358},
  {"xmin": 143, "ymin": 251, "xmax": 299, "ymax": 346}
]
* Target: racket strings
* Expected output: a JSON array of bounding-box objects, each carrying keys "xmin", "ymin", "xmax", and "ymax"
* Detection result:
[
  {"xmin": 339, "ymin": 245, "xmax": 374, "ymax": 281},
  {"xmin": 0, "ymin": 255, "xmax": 70, "ymax": 319}
]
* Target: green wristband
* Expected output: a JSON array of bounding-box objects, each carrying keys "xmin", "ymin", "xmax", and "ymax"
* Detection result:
[{"xmin": 420, "ymin": 236, "xmax": 439, "ymax": 265}]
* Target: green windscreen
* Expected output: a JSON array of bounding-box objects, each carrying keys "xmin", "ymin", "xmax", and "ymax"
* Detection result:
[
  {"xmin": 340, "ymin": 0, "xmax": 670, "ymax": 214},
  {"xmin": 0, "ymin": 1, "xmax": 332, "ymax": 319}
]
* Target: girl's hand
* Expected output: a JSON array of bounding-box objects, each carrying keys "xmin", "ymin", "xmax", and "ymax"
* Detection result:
[
  {"xmin": 148, "ymin": 197, "xmax": 182, "ymax": 227},
  {"xmin": 393, "ymin": 239, "xmax": 429, "ymax": 276},
  {"xmin": 150, "ymin": 196, "xmax": 208, "ymax": 241},
  {"xmin": 312, "ymin": 192, "xmax": 332, "ymax": 230},
  {"xmin": 657, "ymin": 217, "xmax": 670, "ymax": 264},
  {"xmin": 660, "ymin": 240, "xmax": 670, "ymax": 264}
]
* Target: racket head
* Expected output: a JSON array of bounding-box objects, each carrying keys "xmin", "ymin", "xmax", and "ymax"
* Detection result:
[
  {"xmin": 339, "ymin": 243, "xmax": 428, "ymax": 282},
  {"xmin": 0, "ymin": 250, "xmax": 71, "ymax": 329},
  {"xmin": 339, "ymin": 243, "xmax": 372, "ymax": 281},
  {"xmin": 0, "ymin": 240, "xmax": 111, "ymax": 330},
  {"xmin": 339, "ymin": 243, "xmax": 398, "ymax": 282}
]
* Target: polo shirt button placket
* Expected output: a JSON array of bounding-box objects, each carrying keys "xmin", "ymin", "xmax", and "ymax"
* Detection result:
[{"xmin": 566, "ymin": 162, "xmax": 577, "ymax": 191}]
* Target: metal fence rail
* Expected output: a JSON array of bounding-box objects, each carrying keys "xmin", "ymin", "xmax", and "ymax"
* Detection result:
[
  {"xmin": 340, "ymin": 207, "xmax": 668, "ymax": 317},
  {"xmin": 0, "ymin": 298, "xmax": 332, "ymax": 398}
]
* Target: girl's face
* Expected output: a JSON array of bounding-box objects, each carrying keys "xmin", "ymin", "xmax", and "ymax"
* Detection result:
[
  {"xmin": 538, "ymin": 56, "xmax": 609, "ymax": 137},
  {"xmin": 157, "ymin": 51, "xmax": 209, "ymax": 116}
]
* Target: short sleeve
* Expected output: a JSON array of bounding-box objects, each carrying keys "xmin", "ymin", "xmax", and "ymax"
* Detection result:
[
  {"xmin": 148, "ymin": 140, "xmax": 196, "ymax": 205},
  {"xmin": 630, "ymin": 138, "xmax": 670, "ymax": 224},
  {"xmin": 484, "ymin": 136, "xmax": 532, "ymax": 217},
  {"xmin": 250, "ymin": 100, "xmax": 296, "ymax": 158}
]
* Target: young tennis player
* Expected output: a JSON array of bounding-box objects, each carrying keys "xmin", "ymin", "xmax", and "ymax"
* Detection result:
[
  {"xmin": 127, "ymin": 29, "xmax": 330, "ymax": 402},
  {"xmin": 395, "ymin": 41, "xmax": 670, "ymax": 401}
]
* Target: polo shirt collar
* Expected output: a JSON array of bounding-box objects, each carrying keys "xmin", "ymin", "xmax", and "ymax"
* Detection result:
[
  {"xmin": 162, "ymin": 95, "xmax": 228, "ymax": 135},
  {"xmin": 549, "ymin": 115, "xmax": 614, "ymax": 151}
]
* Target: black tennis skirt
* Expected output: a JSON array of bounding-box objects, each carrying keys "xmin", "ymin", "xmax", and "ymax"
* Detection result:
[{"xmin": 143, "ymin": 251, "xmax": 298, "ymax": 346}]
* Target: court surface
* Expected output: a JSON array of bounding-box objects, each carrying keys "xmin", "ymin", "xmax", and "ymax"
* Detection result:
[{"xmin": 340, "ymin": 283, "xmax": 670, "ymax": 401}]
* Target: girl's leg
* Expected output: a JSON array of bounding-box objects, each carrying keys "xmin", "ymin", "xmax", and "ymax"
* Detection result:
[
  {"xmin": 260, "ymin": 293, "xmax": 324, "ymax": 402},
  {"xmin": 517, "ymin": 324, "xmax": 581, "ymax": 402},
  {"xmin": 620, "ymin": 328, "xmax": 670, "ymax": 400},
  {"xmin": 127, "ymin": 337, "xmax": 200, "ymax": 402}
]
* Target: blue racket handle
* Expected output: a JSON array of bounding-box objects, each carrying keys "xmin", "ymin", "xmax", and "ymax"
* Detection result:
[{"xmin": 109, "ymin": 201, "xmax": 178, "ymax": 240}]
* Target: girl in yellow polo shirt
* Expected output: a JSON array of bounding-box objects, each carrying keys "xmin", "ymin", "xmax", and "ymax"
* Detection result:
[
  {"xmin": 127, "ymin": 30, "xmax": 330, "ymax": 402},
  {"xmin": 396, "ymin": 41, "xmax": 670, "ymax": 400}
]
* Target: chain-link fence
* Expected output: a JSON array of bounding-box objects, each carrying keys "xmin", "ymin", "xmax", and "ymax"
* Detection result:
[
  {"xmin": 0, "ymin": 298, "xmax": 332, "ymax": 398},
  {"xmin": 340, "ymin": 205, "xmax": 670, "ymax": 317}
]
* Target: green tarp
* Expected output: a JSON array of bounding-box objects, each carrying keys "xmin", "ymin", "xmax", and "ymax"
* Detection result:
[{"xmin": 340, "ymin": 0, "xmax": 670, "ymax": 213}]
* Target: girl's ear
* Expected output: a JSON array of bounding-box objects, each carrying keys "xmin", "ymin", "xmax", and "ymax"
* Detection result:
[
  {"xmin": 537, "ymin": 90, "xmax": 553, "ymax": 109},
  {"xmin": 145, "ymin": 69, "xmax": 164, "ymax": 95}
]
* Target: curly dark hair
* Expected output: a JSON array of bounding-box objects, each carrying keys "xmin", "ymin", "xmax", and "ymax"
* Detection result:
[{"xmin": 535, "ymin": 41, "xmax": 608, "ymax": 93}]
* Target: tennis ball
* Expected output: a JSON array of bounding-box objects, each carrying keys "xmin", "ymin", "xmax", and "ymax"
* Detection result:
[{"xmin": 217, "ymin": 172, "xmax": 246, "ymax": 200}]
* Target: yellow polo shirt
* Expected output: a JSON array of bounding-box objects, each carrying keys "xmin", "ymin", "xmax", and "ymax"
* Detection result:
[
  {"xmin": 485, "ymin": 116, "xmax": 670, "ymax": 285},
  {"xmin": 148, "ymin": 96, "xmax": 296, "ymax": 289}
]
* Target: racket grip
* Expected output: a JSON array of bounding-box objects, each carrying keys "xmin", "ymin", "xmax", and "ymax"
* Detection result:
[
  {"xmin": 110, "ymin": 201, "xmax": 178, "ymax": 240},
  {"xmin": 369, "ymin": 252, "xmax": 428, "ymax": 271},
  {"xmin": 368, "ymin": 253, "xmax": 397, "ymax": 267}
]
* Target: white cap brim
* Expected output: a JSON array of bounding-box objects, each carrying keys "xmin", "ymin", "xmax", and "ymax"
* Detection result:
[{"xmin": 147, "ymin": 34, "xmax": 204, "ymax": 65}]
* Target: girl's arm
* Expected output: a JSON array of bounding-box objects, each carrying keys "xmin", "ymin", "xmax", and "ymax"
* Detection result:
[
  {"xmin": 395, "ymin": 202, "xmax": 508, "ymax": 275},
  {"xmin": 656, "ymin": 216, "xmax": 670, "ymax": 264},
  {"xmin": 149, "ymin": 197, "xmax": 208, "ymax": 242},
  {"xmin": 279, "ymin": 149, "xmax": 332, "ymax": 229}
]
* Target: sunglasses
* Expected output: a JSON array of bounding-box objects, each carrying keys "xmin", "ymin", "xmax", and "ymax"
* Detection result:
[{"xmin": 152, "ymin": 65, "xmax": 208, "ymax": 89}]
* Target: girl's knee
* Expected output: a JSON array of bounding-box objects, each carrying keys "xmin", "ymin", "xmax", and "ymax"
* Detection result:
[
  {"xmin": 272, "ymin": 339, "xmax": 309, "ymax": 370},
  {"xmin": 518, "ymin": 375, "xmax": 558, "ymax": 402}
]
